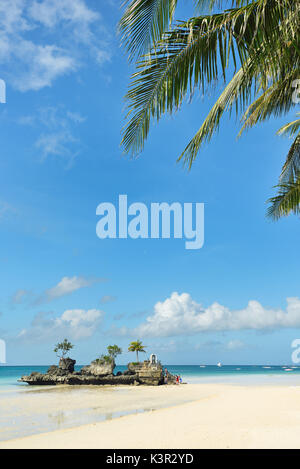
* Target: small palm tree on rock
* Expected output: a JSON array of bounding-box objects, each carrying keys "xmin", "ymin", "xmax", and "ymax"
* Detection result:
[{"xmin": 128, "ymin": 340, "xmax": 146, "ymax": 363}]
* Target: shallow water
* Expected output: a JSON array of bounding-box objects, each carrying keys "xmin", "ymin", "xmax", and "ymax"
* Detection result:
[{"xmin": 1, "ymin": 365, "xmax": 300, "ymax": 441}]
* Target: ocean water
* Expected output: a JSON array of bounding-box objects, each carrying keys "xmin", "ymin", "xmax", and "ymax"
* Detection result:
[{"xmin": 2, "ymin": 364, "xmax": 300, "ymax": 389}]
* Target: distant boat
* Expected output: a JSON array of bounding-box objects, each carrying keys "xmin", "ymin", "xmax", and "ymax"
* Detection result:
[
  {"xmin": 217, "ymin": 362, "xmax": 222, "ymax": 368},
  {"xmin": 263, "ymin": 366, "xmax": 271, "ymax": 369},
  {"xmin": 284, "ymin": 368, "xmax": 293, "ymax": 372},
  {"xmin": 199, "ymin": 365, "xmax": 206, "ymax": 368}
]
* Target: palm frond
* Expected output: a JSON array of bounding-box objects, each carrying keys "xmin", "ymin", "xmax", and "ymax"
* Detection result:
[
  {"xmin": 119, "ymin": 0, "xmax": 178, "ymax": 60},
  {"xmin": 122, "ymin": 0, "xmax": 300, "ymax": 158},
  {"xmin": 118, "ymin": 0, "xmax": 250, "ymax": 60},
  {"xmin": 277, "ymin": 114, "xmax": 300, "ymax": 138},
  {"xmin": 279, "ymin": 130, "xmax": 300, "ymax": 183},
  {"xmin": 179, "ymin": 65, "xmax": 253, "ymax": 166},
  {"xmin": 267, "ymin": 170, "xmax": 300, "ymax": 220},
  {"xmin": 121, "ymin": 2, "xmax": 262, "ymax": 155},
  {"xmin": 238, "ymin": 72, "xmax": 299, "ymax": 136},
  {"xmin": 120, "ymin": 0, "xmax": 300, "ymax": 220}
]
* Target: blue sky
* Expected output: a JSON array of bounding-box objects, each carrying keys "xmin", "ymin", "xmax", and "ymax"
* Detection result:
[{"xmin": 0, "ymin": 0, "xmax": 299, "ymax": 366}]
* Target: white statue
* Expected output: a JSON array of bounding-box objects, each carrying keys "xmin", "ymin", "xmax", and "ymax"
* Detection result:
[{"xmin": 150, "ymin": 353, "xmax": 157, "ymax": 365}]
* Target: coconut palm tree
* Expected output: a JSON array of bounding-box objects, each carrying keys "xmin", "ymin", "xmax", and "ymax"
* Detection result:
[
  {"xmin": 119, "ymin": 0, "xmax": 300, "ymax": 218},
  {"xmin": 128, "ymin": 340, "xmax": 146, "ymax": 362}
]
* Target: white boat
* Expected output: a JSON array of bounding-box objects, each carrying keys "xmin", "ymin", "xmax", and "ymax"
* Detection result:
[
  {"xmin": 284, "ymin": 368, "xmax": 293, "ymax": 372},
  {"xmin": 217, "ymin": 362, "xmax": 222, "ymax": 368},
  {"xmin": 199, "ymin": 365, "xmax": 206, "ymax": 368}
]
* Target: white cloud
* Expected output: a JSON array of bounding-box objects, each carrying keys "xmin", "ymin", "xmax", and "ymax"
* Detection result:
[
  {"xmin": 28, "ymin": 0, "xmax": 99, "ymax": 29},
  {"xmin": 0, "ymin": 0, "xmax": 110, "ymax": 91},
  {"xmin": 35, "ymin": 129, "xmax": 78, "ymax": 164},
  {"xmin": 12, "ymin": 43, "xmax": 76, "ymax": 92},
  {"xmin": 19, "ymin": 106, "xmax": 86, "ymax": 166},
  {"xmin": 121, "ymin": 292, "xmax": 300, "ymax": 337},
  {"xmin": 18, "ymin": 308, "xmax": 104, "ymax": 342},
  {"xmin": 44, "ymin": 276, "xmax": 96, "ymax": 301}
]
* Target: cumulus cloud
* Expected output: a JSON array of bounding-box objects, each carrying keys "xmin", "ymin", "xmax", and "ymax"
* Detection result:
[
  {"xmin": 18, "ymin": 308, "xmax": 104, "ymax": 342},
  {"xmin": 0, "ymin": 0, "xmax": 111, "ymax": 91},
  {"xmin": 120, "ymin": 292, "xmax": 300, "ymax": 337}
]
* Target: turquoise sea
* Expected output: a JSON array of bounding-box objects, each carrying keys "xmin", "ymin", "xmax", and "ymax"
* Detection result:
[{"xmin": 2, "ymin": 364, "xmax": 300, "ymax": 389}]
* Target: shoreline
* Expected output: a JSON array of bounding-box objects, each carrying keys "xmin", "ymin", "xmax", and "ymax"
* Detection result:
[{"xmin": 1, "ymin": 382, "xmax": 300, "ymax": 449}]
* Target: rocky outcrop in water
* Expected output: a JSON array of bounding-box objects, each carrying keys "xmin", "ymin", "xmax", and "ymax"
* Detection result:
[
  {"xmin": 81, "ymin": 360, "xmax": 115, "ymax": 377},
  {"xmin": 59, "ymin": 358, "xmax": 76, "ymax": 373},
  {"xmin": 128, "ymin": 361, "xmax": 164, "ymax": 386},
  {"xmin": 20, "ymin": 358, "xmax": 176, "ymax": 387}
]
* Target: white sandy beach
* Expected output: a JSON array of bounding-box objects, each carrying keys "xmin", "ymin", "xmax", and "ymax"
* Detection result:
[{"xmin": 1, "ymin": 383, "xmax": 300, "ymax": 449}]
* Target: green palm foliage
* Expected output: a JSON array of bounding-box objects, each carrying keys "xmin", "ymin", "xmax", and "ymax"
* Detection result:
[
  {"xmin": 267, "ymin": 114, "xmax": 300, "ymax": 219},
  {"xmin": 267, "ymin": 174, "xmax": 300, "ymax": 220},
  {"xmin": 128, "ymin": 340, "xmax": 146, "ymax": 362},
  {"xmin": 119, "ymin": 0, "xmax": 300, "ymax": 218}
]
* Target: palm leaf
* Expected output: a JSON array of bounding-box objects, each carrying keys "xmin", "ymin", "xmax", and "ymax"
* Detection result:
[
  {"xmin": 120, "ymin": 0, "xmax": 300, "ymax": 220},
  {"xmin": 119, "ymin": 0, "xmax": 178, "ymax": 60},
  {"xmin": 121, "ymin": 2, "xmax": 260, "ymax": 155},
  {"xmin": 279, "ymin": 128, "xmax": 300, "ymax": 183},
  {"xmin": 267, "ymin": 170, "xmax": 300, "ymax": 219},
  {"xmin": 122, "ymin": 0, "xmax": 299, "ymax": 159}
]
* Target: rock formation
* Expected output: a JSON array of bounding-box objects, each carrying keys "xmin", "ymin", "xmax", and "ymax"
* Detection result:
[
  {"xmin": 81, "ymin": 360, "xmax": 115, "ymax": 377},
  {"xmin": 20, "ymin": 358, "xmax": 176, "ymax": 387},
  {"xmin": 128, "ymin": 361, "xmax": 164, "ymax": 385},
  {"xmin": 59, "ymin": 358, "xmax": 76, "ymax": 373}
]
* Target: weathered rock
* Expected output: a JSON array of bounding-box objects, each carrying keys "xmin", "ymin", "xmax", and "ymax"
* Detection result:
[
  {"xmin": 47, "ymin": 365, "xmax": 58, "ymax": 375},
  {"xmin": 123, "ymin": 369, "xmax": 136, "ymax": 376},
  {"xmin": 20, "ymin": 357, "xmax": 176, "ymax": 387},
  {"xmin": 59, "ymin": 358, "xmax": 76, "ymax": 373},
  {"xmin": 128, "ymin": 362, "xmax": 144, "ymax": 373},
  {"xmin": 20, "ymin": 372, "xmax": 138, "ymax": 386},
  {"xmin": 133, "ymin": 360, "xmax": 164, "ymax": 386},
  {"xmin": 127, "ymin": 360, "xmax": 167, "ymax": 385},
  {"xmin": 81, "ymin": 360, "xmax": 115, "ymax": 377},
  {"xmin": 46, "ymin": 365, "xmax": 70, "ymax": 377}
]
